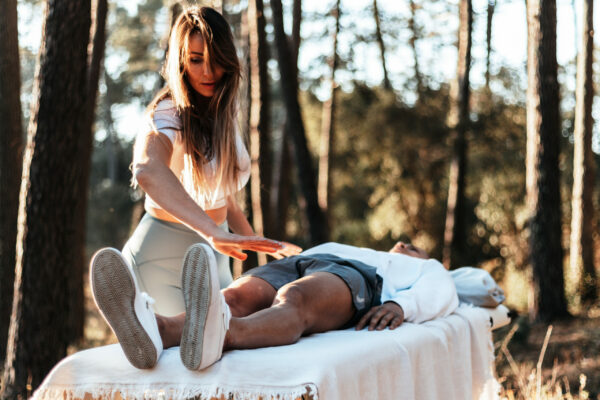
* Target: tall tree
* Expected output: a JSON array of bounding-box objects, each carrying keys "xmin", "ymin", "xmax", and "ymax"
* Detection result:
[
  {"xmin": 1, "ymin": 0, "xmax": 92, "ymax": 396},
  {"xmin": 525, "ymin": 0, "xmax": 569, "ymax": 322},
  {"xmin": 270, "ymin": 0, "xmax": 302, "ymax": 240},
  {"xmin": 408, "ymin": 0, "xmax": 423, "ymax": 97},
  {"xmin": 442, "ymin": 0, "xmax": 472, "ymax": 268},
  {"xmin": 69, "ymin": 0, "xmax": 109, "ymax": 344},
  {"xmin": 318, "ymin": 0, "xmax": 341, "ymax": 215},
  {"xmin": 0, "ymin": 0, "xmax": 23, "ymax": 366},
  {"xmin": 570, "ymin": 0, "xmax": 597, "ymax": 304},
  {"xmin": 372, "ymin": 0, "xmax": 391, "ymax": 90},
  {"xmin": 485, "ymin": 0, "xmax": 495, "ymax": 90},
  {"xmin": 248, "ymin": 0, "xmax": 271, "ymax": 266},
  {"xmin": 270, "ymin": 0, "xmax": 328, "ymax": 245}
]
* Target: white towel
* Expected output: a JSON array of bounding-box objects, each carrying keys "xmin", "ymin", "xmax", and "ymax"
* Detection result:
[{"xmin": 33, "ymin": 305, "xmax": 500, "ymax": 400}]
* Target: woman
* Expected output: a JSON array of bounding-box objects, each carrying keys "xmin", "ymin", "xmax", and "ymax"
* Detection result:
[{"xmin": 110, "ymin": 6, "xmax": 299, "ymax": 317}]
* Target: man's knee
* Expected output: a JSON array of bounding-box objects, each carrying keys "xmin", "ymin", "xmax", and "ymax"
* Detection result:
[
  {"xmin": 222, "ymin": 287, "xmax": 246, "ymax": 317},
  {"xmin": 274, "ymin": 283, "xmax": 307, "ymax": 307},
  {"xmin": 273, "ymin": 282, "xmax": 312, "ymax": 332}
]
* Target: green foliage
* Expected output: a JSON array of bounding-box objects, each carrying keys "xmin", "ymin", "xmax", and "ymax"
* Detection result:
[{"xmin": 298, "ymin": 78, "xmax": 532, "ymax": 273}]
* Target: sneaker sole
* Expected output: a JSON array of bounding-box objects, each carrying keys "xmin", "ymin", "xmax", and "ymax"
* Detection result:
[
  {"xmin": 91, "ymin": 248, "xmax": 157, "ymax": 369},
  {"xmin": 180, "ymin": 244, "xmax": 212, "ymax": 370}
]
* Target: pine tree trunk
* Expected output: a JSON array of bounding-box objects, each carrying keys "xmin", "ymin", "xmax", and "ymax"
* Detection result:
[
  {"xmin": 485, "ymin": 0, "xmax": 495, "ymax": 90},
  {"xmin": 525, "ymin": 0, "xmax": 569, "ymax": 322},
  {"xmin": 270, "ymin": 0, "xmax": 302, "ymax": 240},
  {"xmin": 442, "ymin": 0, "xmax": 472, "ymax": 269},
  {"xmin": 270, "ymin": 0, "xmax": 328, "ymax": 245},
  {"xmin": 0, "ymin": 0, "xmax": 23, "ymax": 366},
  {"xmin": 372, "ymin": 0, "xmax": 391, "ymax": 90},
  {"xmin": 248, "ymin": 0, "xmax": 270, "ymax": 265},
  {"xmin": 570, "ymin": 0, "xmax": 597, "ymax": 304},
  {"xmin": 69, "ymin": 0, "xmax": 109, "ymax": 345},
  {"xmin": 1, "ymin": 0, "xmax": 91, "ymax": 396},
  {"xmin": 408, "ymin": 0, "xmax": 423, "ymax": 97},
  {"xmin": 317, "ymin": 0, "xmax": 340, "ymax": 216}
]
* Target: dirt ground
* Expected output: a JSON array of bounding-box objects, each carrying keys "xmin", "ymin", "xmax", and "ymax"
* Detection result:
[{"xmin": 494, "ymin": 313, "xmax": 600, "ymax": 399}]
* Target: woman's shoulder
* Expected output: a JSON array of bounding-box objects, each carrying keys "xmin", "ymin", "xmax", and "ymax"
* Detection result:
[
  {"xmin": 152, "ymin": 98, "xmax": 181, "ymax": 129},
  {"xmin": 155, "ymin": 98, "xmax": 177, "ymax": 112}
]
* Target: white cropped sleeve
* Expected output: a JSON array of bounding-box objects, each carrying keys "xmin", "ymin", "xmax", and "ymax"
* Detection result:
[{"xmin": 151, "ymin": 99, "xmax": 181, "ymax": 143}]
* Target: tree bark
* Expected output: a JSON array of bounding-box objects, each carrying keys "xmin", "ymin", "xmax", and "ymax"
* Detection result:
[
  {"xmin": 372, "ymin": 0, "xmax": 391, "ymax": 90},
  {"xmin": 270, "ymin": 0, "xmax": 302, "ymax": 240},
  {"xmin": 1, "ymin": 0, "xmax": 92, "ymax": 396},
  {"xmin": 69, "ymin": 0, "xmax": 109, "ymax": 345},
  {"xmin": 485, "ymin": 0, "xmax": 495, "ymax": 90},
  {"xmin": 248, "ymin": 0, "xmax": 271, "ymax": 266},
  {"xmin": 525, "ymin": 0, "xmax": 569, "ymax": 322},
  {"xmin": 570, "ymin": 0, "xmax": 597, "ymax": 304},
  {"xmin": 0, "ymin": 0, "xmax": 23, "ymax": 366},
  {"xmin": 408, "ymin": 0, "xmax": 423, "ymax": 97},
  {"xmin": 317, "ymin": 0, "xmax": 341, "ymax": 215},
  {"xmin": 270, "ymin": 0, "xmax": 328, "ymax": 245},
  {"xmin": 442, "ymin": 0, "xmax": 472, "ymax": 269}
]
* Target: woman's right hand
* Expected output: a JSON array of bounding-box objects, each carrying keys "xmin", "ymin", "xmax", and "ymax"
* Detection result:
[{"xmin": 208, "ymin": 231, "xmax": 284, "ymax": 260}]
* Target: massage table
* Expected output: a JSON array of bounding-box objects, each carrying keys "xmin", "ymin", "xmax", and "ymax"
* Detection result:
[{"xmin": 32, "ymin": 304, "xmax": 510, "ymax": 400}]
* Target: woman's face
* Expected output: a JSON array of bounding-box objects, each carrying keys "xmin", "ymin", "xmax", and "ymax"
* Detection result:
[{"xmin": 185, "ymin": 34, "xmax": 224, "ymax": 98}]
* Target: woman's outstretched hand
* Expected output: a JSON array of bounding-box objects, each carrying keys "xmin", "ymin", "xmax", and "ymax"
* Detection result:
[
  {"xmin": 209, "ymin": 232, "xmax": 284, "ymax": 260},
  {"xmin": 268, "ymin": 241, "xmax": 303, "ymax": 259}
]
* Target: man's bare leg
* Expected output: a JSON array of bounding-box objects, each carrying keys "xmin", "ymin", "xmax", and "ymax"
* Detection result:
[
  {"xmin": 222, "ymin": 276, "xmax": 277, "ymax": 317},
  {"xmin": 224, "ymin": 272, "xmax": 355, "ymax": 350},
  {"xmin": 156, "ymin": 276, "xmax": 277, "ymax": 348}
]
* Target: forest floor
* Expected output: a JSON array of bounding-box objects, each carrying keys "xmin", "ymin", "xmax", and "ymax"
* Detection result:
[
  {"xmin": 493, "ymin": 308, "xmax": 600, "ymax": 399},
  {"xmin": 78, "ymin": 282, "xmax": 600, "ymax": 400}
]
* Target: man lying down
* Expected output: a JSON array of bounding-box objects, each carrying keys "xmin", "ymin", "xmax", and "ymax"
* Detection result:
[{"xmin": 90, "ymin": 241, "xmax": 460, "ymax": 371}]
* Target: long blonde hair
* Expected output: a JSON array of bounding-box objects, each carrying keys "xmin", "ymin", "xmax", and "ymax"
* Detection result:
[{"xmin": 145, "ymin": 6, "xmax": 242, "ymax": 204}]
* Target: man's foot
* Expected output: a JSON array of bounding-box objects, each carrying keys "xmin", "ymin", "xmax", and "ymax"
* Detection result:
[
  {"xmin": 180, "ymin": 244, "xmax": 231, "ymax": 370},
  {"xmin": 90, "ymin": 248, "xmax": 163, "ymax": 369}
]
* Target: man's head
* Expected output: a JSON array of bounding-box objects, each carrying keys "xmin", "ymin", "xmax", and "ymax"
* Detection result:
[{"xmin": 389, "ymin": 241, "xmax": 429, "ymax": 259}]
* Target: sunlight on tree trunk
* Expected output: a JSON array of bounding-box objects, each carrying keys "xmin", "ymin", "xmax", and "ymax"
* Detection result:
[
  {"xmin": 570, "ymin": 0, "xmax": 597, "ymax": 305},
  {"xmin": 1, "ymin": 0, "xmax": 91, "ymax": 396},
  {"xmin": 0, "ymin": 0, "xmax": 23, "ymax": 366}
]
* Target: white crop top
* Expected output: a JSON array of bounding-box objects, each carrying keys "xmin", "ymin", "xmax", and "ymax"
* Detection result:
[{"xmin": 143, "ymin": 99, "xmax": 251, "ymax": 211}]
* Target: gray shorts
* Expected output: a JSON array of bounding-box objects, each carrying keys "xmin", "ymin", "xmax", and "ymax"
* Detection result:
[
  {"xmin": 122, "ymin": 213, "xmax": 232, "ymax": 317},
  {"xmin": 244, "ymin": 254, "xmax": 382, "ymax": 328}
]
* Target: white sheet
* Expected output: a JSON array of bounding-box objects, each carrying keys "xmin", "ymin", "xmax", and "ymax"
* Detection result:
[{"xmin": 33, "ymin": 304, "xmax": 501, "ymax": 400}]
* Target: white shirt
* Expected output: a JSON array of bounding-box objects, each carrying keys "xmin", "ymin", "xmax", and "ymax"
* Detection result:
[
  {"xmin": 143, "ymin": 99, "xmax": 251, "ymax": 210},
  {"xmin": 302, "ymin": 243, "xmax": 459, "ymax": 324}
]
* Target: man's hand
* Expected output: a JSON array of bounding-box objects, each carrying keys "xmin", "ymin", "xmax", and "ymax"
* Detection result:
[{"xmin": 356, "ymin": 302, "xmax": 405, "ymax": 331}]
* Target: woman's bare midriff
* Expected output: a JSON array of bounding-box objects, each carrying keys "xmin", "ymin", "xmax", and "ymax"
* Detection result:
[{"xmin": 146, "ymin": 205, "xmax": 228, "ymax": 227}]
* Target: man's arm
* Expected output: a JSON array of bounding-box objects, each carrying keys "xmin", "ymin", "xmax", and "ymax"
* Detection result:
[{"xmin": 388, "ymin": 259, "xmax": 458, "ymax": 324}]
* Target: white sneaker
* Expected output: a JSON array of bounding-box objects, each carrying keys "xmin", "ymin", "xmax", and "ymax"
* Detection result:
[
  {"xmin": 180, "ymin": 244, "xmax": 231, "ymax": 370},
  {"xmin": 90, "ymin": 247, "xmax": 163, "ymax": 369}
]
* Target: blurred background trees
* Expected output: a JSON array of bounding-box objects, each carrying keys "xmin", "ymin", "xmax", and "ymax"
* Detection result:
[{"xmin": 1, "ymin": 0, "xmax": 599, "ymax": 395}]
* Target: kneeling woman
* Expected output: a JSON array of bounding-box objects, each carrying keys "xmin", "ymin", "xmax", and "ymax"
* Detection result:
[{"xmin": 109, "ymin": 7, "xmax": 299, "ymax": 317}]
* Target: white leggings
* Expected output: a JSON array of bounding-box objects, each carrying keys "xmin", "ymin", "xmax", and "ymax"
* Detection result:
[{"xmin": 122, "ymin": 213, "xmax": 232, "ymax": 317}]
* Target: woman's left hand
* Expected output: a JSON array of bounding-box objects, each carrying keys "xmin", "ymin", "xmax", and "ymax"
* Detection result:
[{"xmin": 268, "ymin": 241, "xmax": 303, "ymax": 259}]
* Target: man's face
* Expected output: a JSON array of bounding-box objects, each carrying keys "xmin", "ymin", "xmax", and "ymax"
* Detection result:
[{"xmin": 389, "ymin": 241, "xmax": 429, "ymax": 259}]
